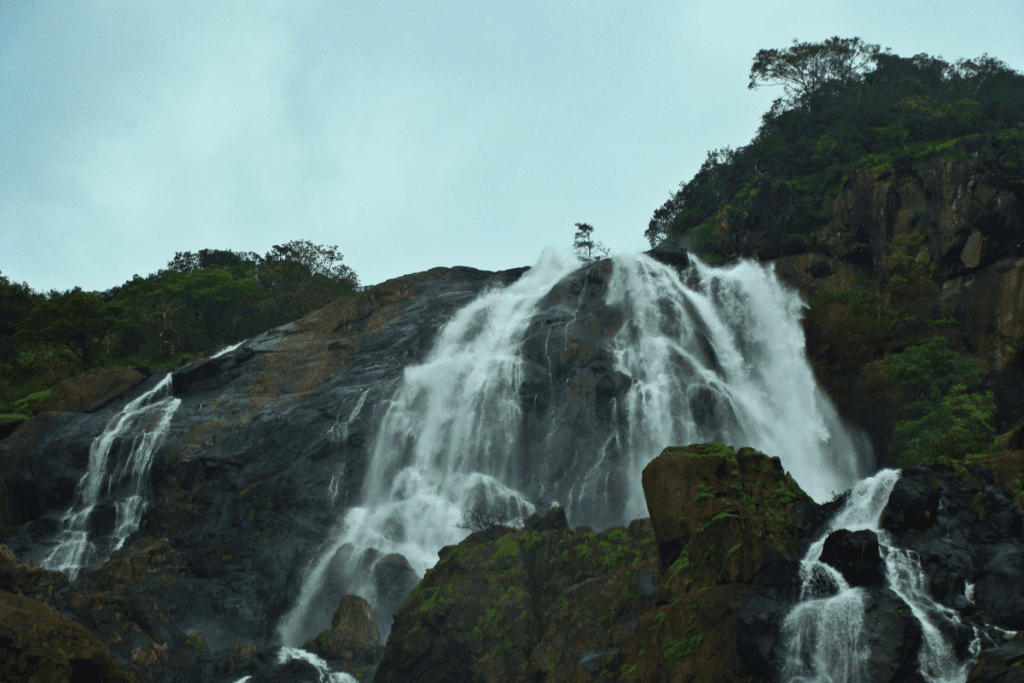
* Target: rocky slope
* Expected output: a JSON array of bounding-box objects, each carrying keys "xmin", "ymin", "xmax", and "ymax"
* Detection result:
[
  {"xmin": 680, "ymin": 133, "xmax": 1024, "ymax": 461},
  {"xmin": 0, "ymin": 134, "xmax": 1022, "ymax": 680}
]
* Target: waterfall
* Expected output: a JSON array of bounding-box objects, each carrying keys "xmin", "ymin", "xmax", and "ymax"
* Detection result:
[
  {"xmin": 603, "ymin": 253, "xmax": 869, "ymax": 517},
  {"xmin": 782, "ymin": 469, "xmax": 982, "ymax": 683},
  {"xmin": 277, "ymin": 247, "xmax": 873, "ymax": 647},
  {"xmin": 41, "ymin": 374, "xmax": 181, "ymax": 579}
]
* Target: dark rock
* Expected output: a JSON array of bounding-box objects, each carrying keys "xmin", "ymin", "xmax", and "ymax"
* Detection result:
[
  {"xmin": 881, "ymin": 466, "xmax": 941, "ymax": 533},
  {"xmin": 646, "ymin": 234, "xmax": 690, "ymax": 269},
  {"xmin": 975, "ymin": 544, "xmax": 1024, "ymax": 630},
  {"xmin": 302, "ymin": 593, "xmax": 380, "ymax": 673},
  {"xmin": 576, "ymin": 647, "xmax": 621, "ymax": 674},
  {"xmin": 0, "ymin": 417, "xmax": 24, "ymax": 441},
  {"xmin": 859, "ymin": 586, "xmax": 924, "ymax": 683},
  {"xmin": 737, "ymin": 548, "xmax": 804, "ymax": 681},
  {"xmin": 968, "ymin": 630, "xmax": 1024, "ymax": 683},
  {"xmin": 0, "ymin": 589, "xmax": 137, "ymax": 683},
  {"xmin": 372, "ymin": 515, "xmax": 660, "ymax": 682},
  {"xmin": 522, "ymin": 504, "xmax": 569, "ymax": 532},
  {"xmin": 818, "ymin": 528, "xmax": 886, "ymax": 587}
]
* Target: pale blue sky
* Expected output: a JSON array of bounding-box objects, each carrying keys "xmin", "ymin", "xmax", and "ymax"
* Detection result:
[{"xmin": 2, "ymin": 0, "xmax": 1022, "ymax": 294}]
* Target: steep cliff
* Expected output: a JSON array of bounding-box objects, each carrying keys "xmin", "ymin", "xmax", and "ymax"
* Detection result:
[
  {"xmin": 678, "ymin": 133, "xmax": 1024, "ymax": 464},
  {"xmin": 1, "ymin": 229, "xmax": 1023, "ymax": 682}
]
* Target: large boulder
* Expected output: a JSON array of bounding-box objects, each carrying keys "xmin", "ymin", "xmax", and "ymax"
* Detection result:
[
  {"xmin": 818, "ymin": 528, "xmax": 886, "ymax": 587},
  {"xmin": 302, "ymin": 594, "xmax": 381, "ymax": 670},
  {"xmin": 372, "ymin": 505, "xmax": 662, "ymax": 683}
]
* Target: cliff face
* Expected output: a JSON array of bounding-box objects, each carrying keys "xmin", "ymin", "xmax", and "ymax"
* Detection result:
[{"xmin": 686, "ymin": 133, "xmax": 1024, "ymax": 460}]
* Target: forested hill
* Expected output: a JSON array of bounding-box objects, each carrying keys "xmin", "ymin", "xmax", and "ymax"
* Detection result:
[
  {"xmin": 640, "ymin": 37, "xmax": 1024, "ymax": 473},
  {"xmin": 646, "ymin": 36, "xmax": 1024, "ymax": 258},
  {"xmin": 0, "ymin": 239, "xmax": 359, "ymax": 419}
]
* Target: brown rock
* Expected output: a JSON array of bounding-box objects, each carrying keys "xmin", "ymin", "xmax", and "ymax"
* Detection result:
[
  {"xmin": 0, "ymin": 543, "xmax": 69, "ymax": 605},
  {"xmin": 0, "ymin": 589, "xmax": 137, "ymax": 683},
  {"xmin": 303, "ymin": 593, "xmax": 381, "ymax": 668},
  {"xmin": 38, "ymin": 366, "xmax": 145, "ymax": 414}
]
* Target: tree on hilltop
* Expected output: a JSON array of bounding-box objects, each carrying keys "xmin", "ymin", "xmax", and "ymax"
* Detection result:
[
  {"xmin": 573, "ymin": 223, "xmax": 610, "ymax": 260},
  {"xmin": 748, "ymin": 36, "xmax": 889, "ymax": 112}
]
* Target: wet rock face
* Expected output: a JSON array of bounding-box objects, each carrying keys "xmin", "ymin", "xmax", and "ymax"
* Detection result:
[
  {"xmin": 818, "ymin": 529, "xmax": 886, "ymax": 587},
  {"xmin": 859, "ymin": 586, "xmax": 924, "ymax": 683},
  {"xmin": 877, "ymin": 458, "xmax": 1024, "ymax": 683},
  {"xmin": 514, "ymin": 257, "xmax": 632, "ymax": 529},
  {"xmin": 373, "ymin": 505, "xmax": 662, "ymax": 683},
  {"xmin": 0, "ymin": 265, "xmax": 532, "ymax": 679},
  {"xmin": 0, "ymin": 589, "xmax": 137, "ymax": 683}
]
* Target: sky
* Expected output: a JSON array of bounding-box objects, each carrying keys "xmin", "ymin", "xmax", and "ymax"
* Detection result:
[{"xmin": 2, "ymin": 0, "xmax": 1023, "ymax": 295}]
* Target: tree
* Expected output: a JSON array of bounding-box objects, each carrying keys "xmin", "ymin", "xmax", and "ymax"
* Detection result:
[
  {"xmin": 12, "ymin": 288, "xmax": 125, "ymax": 370},
  {"xmin": 0, "ymin": 272, "xmax": 44, "ymax": 366},
  {"xmin": 748, "ymin": 37, "xmax": 890, "ymax": 111},
  {"xmin": 264, "ymin": 239, "xmax": 360, "ymax": 287},
  {"xmin": 453, "ymin": 499, "xmax": 525, "ymax": 533},
  {"xmin": 573, "ymin": 223, "xmax": 610, "ymax": 260}
]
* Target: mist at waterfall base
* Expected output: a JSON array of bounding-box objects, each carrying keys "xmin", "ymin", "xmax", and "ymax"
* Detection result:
[{"xmin": 276, "ymin": 246, "xmax": 875, "ymax": 649}]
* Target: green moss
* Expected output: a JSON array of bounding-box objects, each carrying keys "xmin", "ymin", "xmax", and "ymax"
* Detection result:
[
  {"xmin": 664, "ymin": 632, "xmax": 704, "ymax": 667},
  {"xmin": 668, "ymin": 548, "xmax": 691, "ymax": 579},
  {"xmin": 493, "ymin": 536, "xmax": 519, "ymax": 559},
  {"xmin": 184, "ymin": 633, "xmax": 206, "ymax": 653},
  {"xmin": 694, "ymin": 484, "xmax": 715, "ymax": 502},
  {"xmin": 723, "ymin": 543, "xmax": 742, "ymax": 562},
  {"xmin": 695, "ymin": 511, "xmax": 740, "ymax": 535}
]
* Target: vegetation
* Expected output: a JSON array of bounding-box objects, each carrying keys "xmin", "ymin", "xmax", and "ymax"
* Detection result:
[
  {"xmin": 572, "ymin": 223, "xmax": 610, "ymax": 261},
  {"xmin": 0, "ymin": 239, "xmax": 359, "ymax": 419},
  {"xmin": 647, "ymin": 36, "xmax": 1024, "ymax": 250},
  {"xmin": 453, "ymin": 499, "xmax": 527, "ymax": 533}
]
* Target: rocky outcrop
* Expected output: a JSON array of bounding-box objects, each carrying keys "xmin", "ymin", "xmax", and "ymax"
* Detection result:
[
  {"xmin": 373, "ymin": 443, "xmax": 818, "ymax": 683},
  {"xmin": 373, "ymin": 439, "xmax": 1024, "ymax": 683},
  {"xmin": 687, "ymin": 134, "xmax": 1024, "ymax": 454},
  {"xmin": 0, "ymin": 589, "xmax": 137, "ymax": 683},
  {"xmin": 818, "ymin": 529, "xmax": 887, "ymax": 587},
  {"xmin": 373, "ymin": 504, "xmax": 662, "ymax": 683}
]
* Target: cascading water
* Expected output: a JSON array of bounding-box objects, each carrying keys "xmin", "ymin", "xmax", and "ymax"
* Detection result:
[
  {"xmin": 277, "ymin": 247, "xmax": 874, "ymax": 647},
  {"xmin": 41, "ymin": 374, "xmax": 181, "ymax": 579},
  {"xmin": 782, "ymin": 469, "xmax": 983, "ymax": 683}
]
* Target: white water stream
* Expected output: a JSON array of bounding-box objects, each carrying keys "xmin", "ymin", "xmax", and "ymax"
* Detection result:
[
  {"xmin": 41, "ymin": 374, "xmax": 181, "ymax": 579},
  {"xmin": 277, "ymin": 247, "xmax": 873, "ymax": 647},
  {"xmin": 783, "ymin": 469, "xmax": 982, "ymax": 683}
]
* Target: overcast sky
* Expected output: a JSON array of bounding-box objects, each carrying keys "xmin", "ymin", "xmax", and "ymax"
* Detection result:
[{"xmin": 2, "ymin": 0, "xmax": 1022, "ymax": 294}]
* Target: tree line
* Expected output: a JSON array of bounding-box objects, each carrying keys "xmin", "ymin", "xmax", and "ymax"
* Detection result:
[
  {"xmin": 646, "ymin": 36, "xmax": 1024, "ymax": 248},
  {"xmin": 0, "ymin": 240, "xmax": 359, "ymax": 416}
]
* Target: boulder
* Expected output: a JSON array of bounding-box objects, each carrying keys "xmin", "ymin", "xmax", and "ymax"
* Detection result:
[
  {"xmin": 818, "ymin": 529, "xmax": 887, "ymax": 587},
  {"xmin": 372, "ymin": 505, "xmax": 662, "ymax": 682},
  {"xmin": 645, "ymin": 234, "xmax": 690, "ymax": 270},
  {"xmin": 302, "ymin": 594, "xmax": 381, "ymax": 668}
]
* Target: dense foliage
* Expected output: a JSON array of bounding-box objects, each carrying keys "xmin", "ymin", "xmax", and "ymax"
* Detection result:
[
  {"xmin": 646, "ymin": 37, "xmax": 1024, "ymax": 248},
  {"xmin": 0, "ymin": 239, "xmax": 359, "ymax": 417}
]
